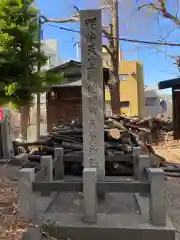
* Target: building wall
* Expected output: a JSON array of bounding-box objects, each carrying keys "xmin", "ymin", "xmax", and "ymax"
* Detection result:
[
  {"xmin": 144, "ymin": 88, "xmax": 172, "ymax": 117},
  {"xmin": 105, "ymin": 61, "xmax": 144, "ymax": 118},
  {"xmin": 137, "ymin": 62, "xmax": 145, "ymax": 119},
  {"xmin": 41, "ymin": 39, "xmax": 60, "ymax": 70},
  {"xmin": 47, "ymin": 87, "xmax": 82, "ymax": 132},
  {"xmin": 144, "ymin": 89, "xmax": 161, "ymax": 117}
]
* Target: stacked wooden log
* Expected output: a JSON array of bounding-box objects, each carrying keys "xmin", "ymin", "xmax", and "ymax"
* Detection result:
[
  {"xmin": 12, "ymin": 115, "xmax": 172, "ymax": 175},
  {"xmin": 107, "ymin": 115, "xmax": 172, "ymax": 144}
]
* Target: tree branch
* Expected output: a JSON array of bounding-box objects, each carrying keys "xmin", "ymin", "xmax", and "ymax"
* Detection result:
[
  {"xmin": 102, "ymin": 29, "xmax": 111, "ymax": 39},
  {"xmin": 41, "ymin": 15, "xmax": 79, "ymax": 23},
  {"xmin": 138, "ymin": 0, "xmax": 180, "ymax": 26},
  {"xmin": 102, "ymin": 27, "xmax": 114, "ymax": 51},
  {"xmin": 102, "ymin": 45, "xmax": 113, "ymax": 57}
]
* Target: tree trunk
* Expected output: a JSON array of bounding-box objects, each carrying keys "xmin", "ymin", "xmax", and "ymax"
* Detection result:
[
  {"xmin": 36, "ymin": 93, "xmax": 40, "ymax": 140},
  {"xmin": 109, "ymin": 0, "xmax": 120, "ymax": 115},
  {"xmin": 20, "ymin": 104, "xmax": 30, "ymax": 141},
  {"xmin": 109, "ymin": 66, "xmax": 120, "ymax": 115}
]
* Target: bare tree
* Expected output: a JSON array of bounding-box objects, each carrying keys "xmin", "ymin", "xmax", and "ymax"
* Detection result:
[
  {"xmin": 138, "ymin": 0, "xmax": 180, "ymax": 26},
  {"xmin": 138, "ymin": 0, "xmax": 180, "ymax": 70}
]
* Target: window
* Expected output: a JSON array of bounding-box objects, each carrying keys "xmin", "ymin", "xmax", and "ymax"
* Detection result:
[
  {"xmin": 120, "ymin": 101, "xmax": 130, "ymax": 108},
  {"xmin": 145, "ymin": 97, "xmax": 157, "ymax": 106},
  {"xmin": 75, "ymin": 104, "xmax": 82, "ymax": 115},
  {"xmin": 119, "ymin": 74, "xmax": 129, "ymax": 81}
]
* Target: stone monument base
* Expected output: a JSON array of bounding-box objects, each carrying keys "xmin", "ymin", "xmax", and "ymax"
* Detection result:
[
  {"xmin": 22, "ymin": 191, "xmax": 175, "ymax": 240},
  {"xmin": 39, "ymin": 212, "xmax": 175, "ymax": 240}
]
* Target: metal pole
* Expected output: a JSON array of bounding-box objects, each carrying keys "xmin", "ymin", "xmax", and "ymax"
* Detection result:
[
  {"xmin": 76, "ymin": 42, "xmax": 79, "ymax": 61},
  {"xmin": 36, "ymin": 15, "xmax": 41, "ymax": 140}
]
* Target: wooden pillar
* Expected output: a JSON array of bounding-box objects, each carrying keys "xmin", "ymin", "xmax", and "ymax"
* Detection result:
[{"xmin": 172, "ymin": 88, "xmax": 180, "ymax": 140}]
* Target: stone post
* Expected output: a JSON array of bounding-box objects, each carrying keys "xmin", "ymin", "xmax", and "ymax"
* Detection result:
[
  {"xmin": 133, "ymin": 147, "xmax": 141, "ymax": 179},
  {"xmin": 137, "ymin": 154, "xmax": 150, "ymax": 182},
  {"xmin": 80, "ymin": 9, "xmax": 105, "ymax": 201},
  {"xmin": 83, "ymin": 168, "xmax": 97, "ymax": 223},
  {"xmin": 41, "ymin": 155, "xmax": 53, "ymax": 181},
  {"xmin": 19, "ymin": 168, "xmax": 35, "ymax": 219},
  {"xmin": 137, "ymin": 154, "xmax": 150, "ymax": 196},
  {"xmin": 54, "ymin": 147, "xmax": 64, "ymax": 180},
  {"xmin": 148, "ymin": 168, "xmax": 166, "ymax": 226}
]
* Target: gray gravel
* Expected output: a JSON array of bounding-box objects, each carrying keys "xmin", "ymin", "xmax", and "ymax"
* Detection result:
[{"xmin": 166, "ymin": 177, "xmax": 180, "ymax": 240}]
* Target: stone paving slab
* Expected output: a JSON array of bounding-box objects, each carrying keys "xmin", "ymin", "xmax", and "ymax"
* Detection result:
[{"xmin": 46, "ymin": 192, "xmax": 140, "ymax": 214}]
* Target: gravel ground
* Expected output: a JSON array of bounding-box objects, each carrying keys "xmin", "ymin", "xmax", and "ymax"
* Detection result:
[
  {"xmin": 0, "ymin": 166, "xmax": 33, "ymax": 240},
  {"xmin": 1, "ymin": 165, "xmax": 180, "ymax": 239},
  {"xmin": 166, "ymin": 177, "xmax": 180, "ymax": 240}
]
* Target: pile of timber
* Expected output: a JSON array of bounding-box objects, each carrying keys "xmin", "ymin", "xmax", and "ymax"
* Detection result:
[
  {"xmin": 11, "ymin": 115, "xmax": 174, "ymax": 176},
  {"xmin": 13, "ymin": 115, "xmax": 172, "ymax": 162},
  {"xmin": 46, "ymin": 117, "xmax": 152, "ymax": 155},
  {"xmin": 110, "ymin": 114, "xmax": 173, "ymax": 144}
]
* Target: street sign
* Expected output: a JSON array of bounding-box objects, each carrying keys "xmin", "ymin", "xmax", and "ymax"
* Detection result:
[
  {"xmin": 0, "ymin": 108, "xmax": 4, "ymax": 121},
  {"xmin": 160, "ymin": 100, "xmax": 167, "ymax": 113}
]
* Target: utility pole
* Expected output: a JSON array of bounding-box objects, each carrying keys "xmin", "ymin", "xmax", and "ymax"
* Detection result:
[
  {"xmin": 36, "ymin": 15, "xmax": 41, "ymax": 140},
  {"xmin": 112, "ymin": 0, "xmax": 119, "ymax": 68},
  {"xmin": 108, "ymin": 0, "xmax": 120, "ymax": 114}
]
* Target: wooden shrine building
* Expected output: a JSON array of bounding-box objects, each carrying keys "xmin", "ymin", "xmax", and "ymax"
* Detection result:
[{"xmin": 46, "ymin": 60, "xmax": 109, "ymax": 132}]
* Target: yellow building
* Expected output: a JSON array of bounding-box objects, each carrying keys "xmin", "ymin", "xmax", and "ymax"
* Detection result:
[{"xmin": 103, "ymin": 50, "xmax": 145, "ymax": 118}]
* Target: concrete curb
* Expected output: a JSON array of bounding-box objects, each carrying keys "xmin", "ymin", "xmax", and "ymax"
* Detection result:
[{"xmin": 22, "ymin": 227, "xmax": 42, "ymax": 240}]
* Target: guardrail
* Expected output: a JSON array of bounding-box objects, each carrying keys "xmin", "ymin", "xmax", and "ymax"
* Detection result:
[{"xmin": 18, "ymin": 147, "xmax": 166, "ymax": 227}]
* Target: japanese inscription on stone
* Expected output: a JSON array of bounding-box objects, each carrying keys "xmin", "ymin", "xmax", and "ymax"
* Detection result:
[{"xmin": 80, "ymin": 10, "xmax": 105, "ymax": 173}]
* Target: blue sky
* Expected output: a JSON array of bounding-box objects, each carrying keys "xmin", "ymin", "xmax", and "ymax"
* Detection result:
[{"xmin": 36, "ymin": 0, "xmax": 180, "ymax": 90}]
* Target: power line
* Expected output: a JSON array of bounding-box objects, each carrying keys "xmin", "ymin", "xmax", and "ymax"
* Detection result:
[{"xmin": 47, "ymin": 23, "xmax": 180, "ymax": 47}]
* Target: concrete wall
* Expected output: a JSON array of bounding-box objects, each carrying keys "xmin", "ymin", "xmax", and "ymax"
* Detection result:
[
  {"xmin": 41, "ymin": 39, "xmax": 60, "ymax": 70},
  {"xmin": 137, "ymin": 62, "xmax": 145, "ymax": 119},
  {"xmin": 144, "ymin": 90, "xmax": 161, "ymax": 117},
  {"xmin": 144, "ymin": 89, "xmax": 172, "ymax": 118}
]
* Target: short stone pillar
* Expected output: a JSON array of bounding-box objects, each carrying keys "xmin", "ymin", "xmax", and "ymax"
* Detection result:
[
  {"xmin": 138, "ymin": 154, "xmax": 150, "ymax": 196},
  {"xmin": 54, "ymin": 148, "xmax": 64, "ymax": 180},
  {"xmin": 133, "ymin": 147, "xmax": 141, "ymax": 179},
  {"xmin": 19, "ymin": 168, "xmax": 35, "ymax": 219},
  {"xmin": 137, "ymin": 154, "xmax": 150, "ymax": 182},
  {"xmin": 83, "ymin": 168, "xmax": 97, "ymax": 223},
  {"xmin": 41, "ymin": 155, "xmax": 53, "ymax": 181},
  {"xmin": 148, "ymin": 168, "xmax": 166, "ymax": 226}
]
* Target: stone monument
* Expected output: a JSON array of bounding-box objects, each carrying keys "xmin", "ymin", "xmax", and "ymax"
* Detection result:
[{"xmin": 80, "ymin": 9, "xmax": 105, "ymax": 198}]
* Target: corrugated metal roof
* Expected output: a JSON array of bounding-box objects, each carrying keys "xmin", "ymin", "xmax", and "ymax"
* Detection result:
[
  {"xmin": 158, "ymin": 78, "xmax": 180, "ymax": 89},
  {"xmin": 51, "ymin": 79, "xmax": 82, "ymax": 88}
]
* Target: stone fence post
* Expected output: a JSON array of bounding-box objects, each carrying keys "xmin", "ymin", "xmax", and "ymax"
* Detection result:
[
  {"xmin": 83, "ymin": 168, "xmax": 97, "ymax": 223},
  {"xmin": 19, "ymin": 168, "xmax": 35, "ymax": 219},
  {"xmin": 54, "ymin": 147, "xmax": 64, "ymax": 180},
  {"xmin": 148, "ymin": 168, "xmax": 166, "ymax": 226},
  {"xmin": 133, "ymin": 147, "xmax": 150, "ymax": 182},
  {"xmin": 133, "ymin": 147, "xmax": 141, "ymax": 179},
  {"xmin": 41, "ymin": 155, "xmax": 53, "ymax": 181}
]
